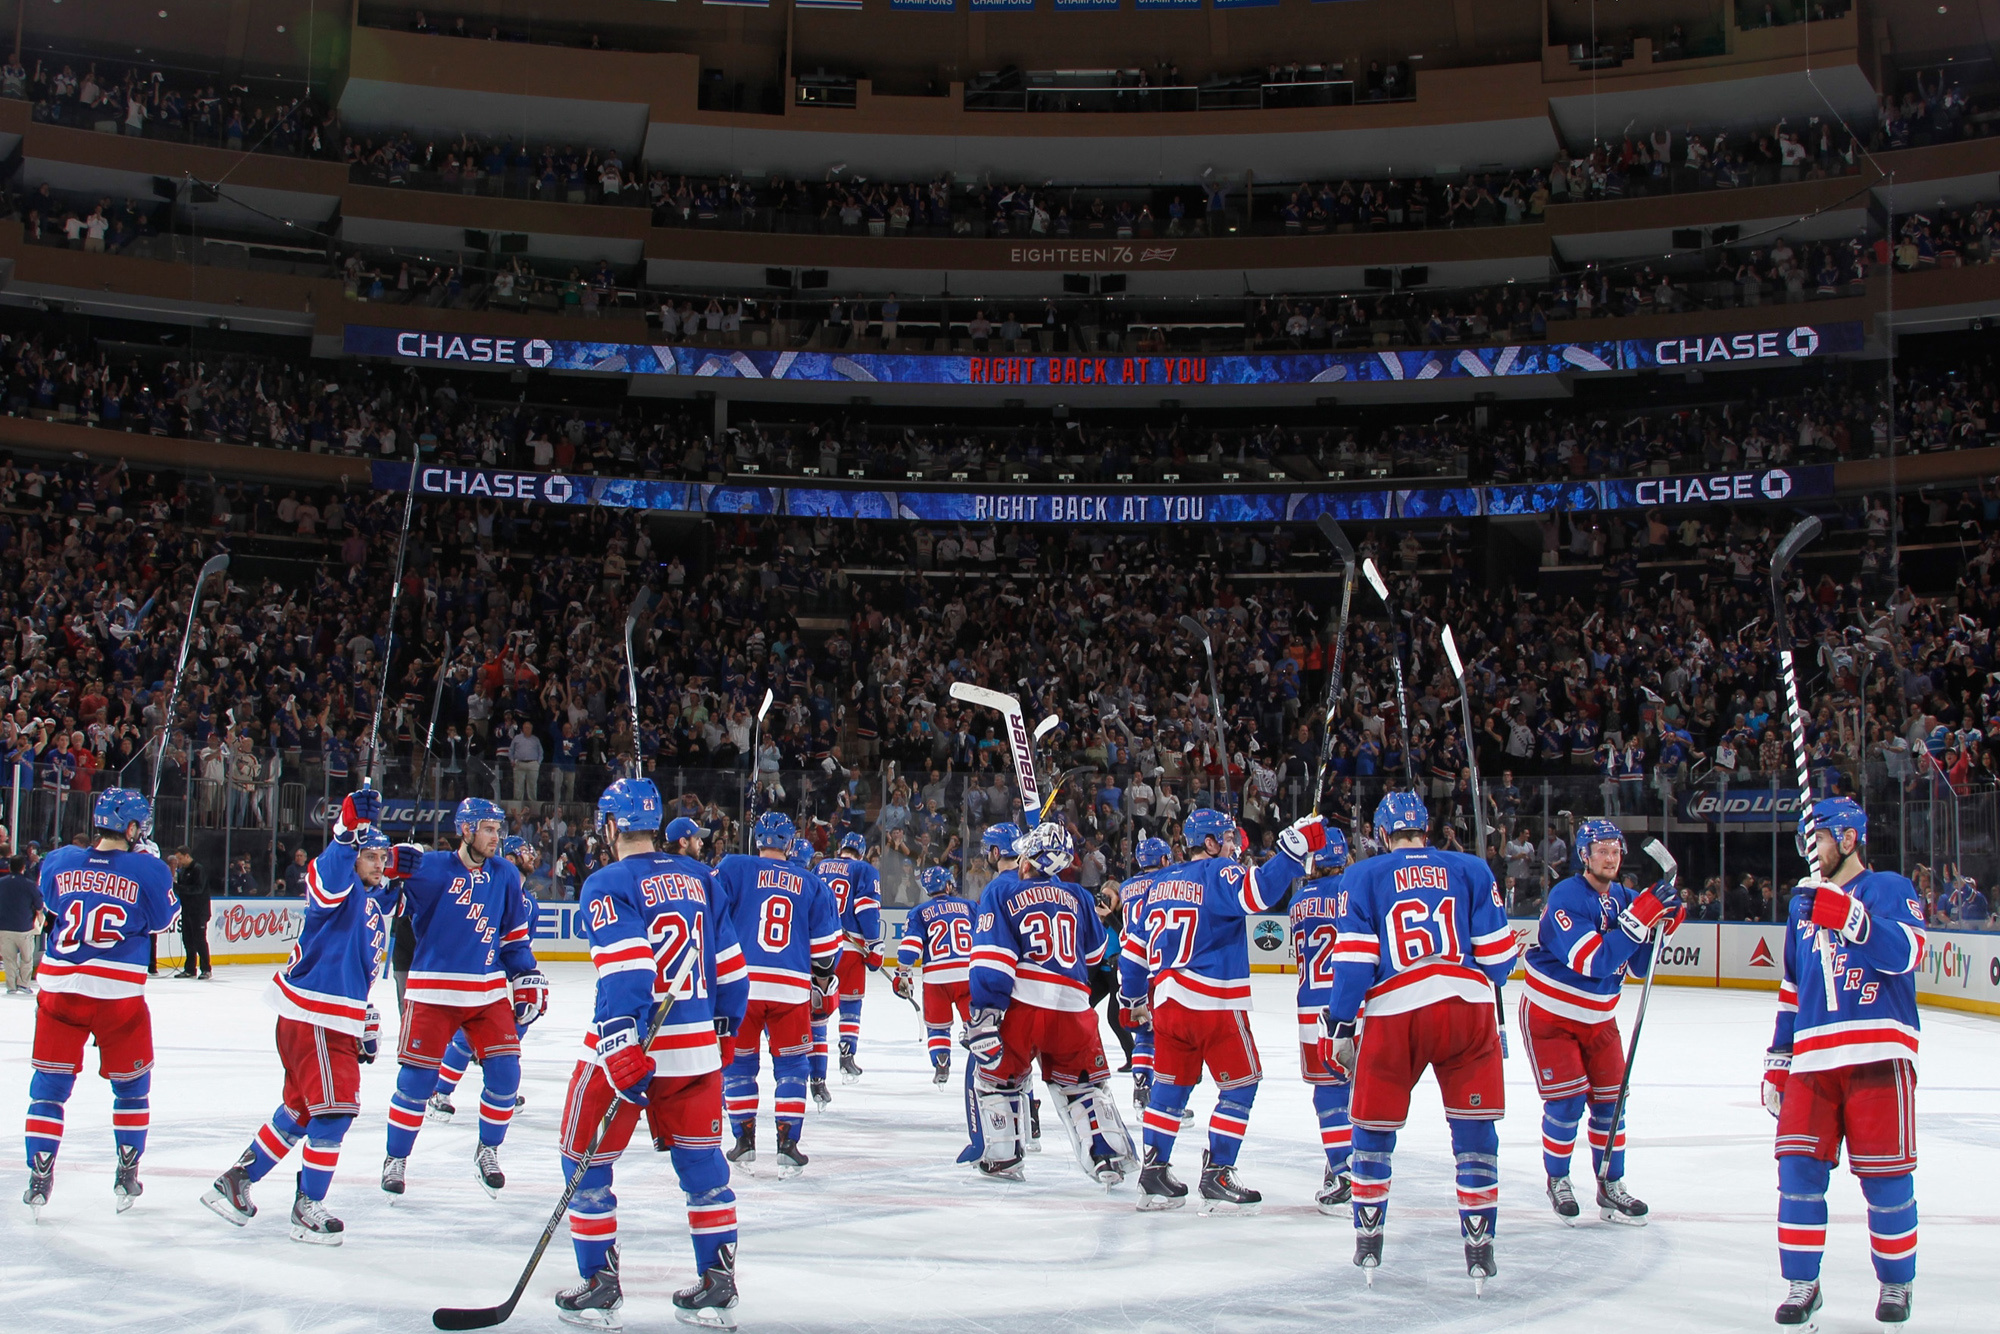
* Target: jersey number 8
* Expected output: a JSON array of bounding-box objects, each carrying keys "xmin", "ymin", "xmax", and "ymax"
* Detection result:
[{"xmin": 760, "ymin": 896, "xmax": 793, "ymax": 951}]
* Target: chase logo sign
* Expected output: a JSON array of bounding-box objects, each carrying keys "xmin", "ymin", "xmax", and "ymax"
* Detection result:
[
  {"xmin": 1628, "ymin": 469, "xmax": 1797, "ymax": 507},
  {"xmin": 1785, "ymin": 327, "xmax": 1819, "ymax": 358},
  {"xmin": 524, "ymin": 339, "xmax": 554, "ymax": 369},
  {"xmin": 1653, "ymin": 326, "xmax": 1828, "ymax": 365},
  {"xmin": 1760, "ymin": 469, "xmax": 1792, "ymax": 500}
]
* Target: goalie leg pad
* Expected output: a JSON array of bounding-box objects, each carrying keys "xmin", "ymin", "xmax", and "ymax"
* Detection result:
[
  {"xmin": 1051, "ymin": 1079, "xmax": 1138, "ymax": 1180},
  {"xmin": 973, "ymin": 1074, "xmax": 1027, "ymax": 1167}
]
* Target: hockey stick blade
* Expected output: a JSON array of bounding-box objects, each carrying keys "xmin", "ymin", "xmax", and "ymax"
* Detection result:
[
  {"xmin": 198, "ymin": 553, "xmax": 230, "ymax": 581},
  {"xmin": 950, "ymin": 681, "xmax": 1022, "ymax": 713},
  {"xmin": 1642, "ymin": 838, "xmax": 1678, "ymax": 881},
  {"xmin": 1361, "ymin": 558, "xmax": 1390, "ymax": 603},
  {"xmin": 1176, "ymin": 614, "xmax": 1211, "ymax": 650},
  {"xmin": 1316, "ymin": 514, "xmax": 1354, "ymax": 562},
  {"xmin": 756, "ymin": 688, "xmax": 774, "ymax": 723},
  {"xmin": 1033, "ymin": 715, "xmax": 1062, "ymax": 745},
  {"xmin": 1441, "ymin": 625, "xmax": 1466, "ymax": 681},
  {"xmin": 1769, "ymin": 515, "xmax": 1823, "ymax": 587}
]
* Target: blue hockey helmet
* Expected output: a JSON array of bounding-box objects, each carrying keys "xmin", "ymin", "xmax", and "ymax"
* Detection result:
[
  {"xmin": 1134, "ymin": 836, "xmax": 1172, "ymax": 870},
  {"xmin": 1315, "ymin": 825, "xmax": 1350, "ymax": 873},
  {"xmin": 753, "ymin": 810, "xmax": 796, "ymax": 850},
  {"xmin": 920, "ymin": 866, "xmax": 956, "ymax": 898},
  {"xmin": 838, "ymin": 831, "xmax": 868, "ymax": 858},
  {"xmin": 1015, "ymin": 821, "xmax": 1075, "ymax": 875},
  {"xmin": 664, "ymin": 816, "xmax": 708, "ymax": 844},
  {"xmin": 595, "ymin": 778, "xmax": 663, "ymax": 834},
  {"xmin": 1373, "ymin": 790, "xmax": 1430, "ymax": 838},
  {"xmin": 1574, "ymin": 818, "xmax": 1626, "ymax": 861},
  {"xmin": 788, "ymin": 835, "xmax": 816, "ymax": 867},
  {"xmin": 1798, "ymin": 796, "xmax": 1866, "ymax": 857},
  {"xmin": 501, "ymin": 835, "xmax": 530, "ymax": 860},
  {"xmin": 1183, "ymin": 807, "xmax": 1237, "ymax": 851},
  {"xmin": 356, "ymin": 828, "xmax": 393, "ymax": 852},
  {"xmin": 92, "ymin": 787, "xmax": 152, "ymax": 836},
  {"xmin": 455, "ymin": 796, "xmax": 507, "ymax": 836},
  {"xmin": 982, "ymin": 821, "xmax": 1022, "ymax": 857}
]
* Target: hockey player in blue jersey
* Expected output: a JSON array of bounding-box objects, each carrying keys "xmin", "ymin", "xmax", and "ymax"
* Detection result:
[
  {"xmin": 814, "ymin": 831, "xmax": 884, "ymax": 1083},
  {"xmin": 1129, "ymin": 807, "xmax": 1325, "ymax": 1214},
  {"xmin": 202, "ymin": 787, "xmax": 404, "ymax": 1243},
  {"xmin": 427, "ymin": 834, "xmax": 549, "ymax": 1123},
  {"xmin": 1324, "ymin": 791, "xmax": 1518, "ymax": 1291},
  {"xmin": 22, "ymin": 788, "xmax": 179, "ymax": 1217},
  {"xmin": 1521, "ymin": 818, "xmax": 1683, "ymax": 1226},
  {"xmin": 380, "ymin": 797, "xmax": 548, "ymax": 1199},
  {"xmin": 1762, "ymin": 798, "xmax": 1923, "ymax": 1330},
  {"xmin": 1114, "ymin": 836, "xmax": 1172, "ymax": 1115},
  {"xmin": 967, "ymin": 820, "xmax": 1136, "ymax": 1185},
  {"xmin": 780, "ymin": 836, "xmax": 839, "ymax": 1108},
  {"xmin": 896, "ymin": 866, "xmax": 975, "ymax": 1084},
  {"xmin": 1289, "ymin": 824, "xmax": 1354, "ymax": 1214},
  {"xmin": 715, "ymin": 813, "xmax": 841, "ymax": 1178},
  {"xmin": 555, "ymin": 777, "xmax": 751, "ymax": 1330}
]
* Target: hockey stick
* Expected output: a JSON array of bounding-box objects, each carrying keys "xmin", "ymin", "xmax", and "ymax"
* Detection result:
[
  {"xmin": 621, "ymin": 594, "xmax": 648, "ymax": 780},
  {"xmin": 1769, "ymin": 516, "xmax": 1839, "ymax": 999},
  {"xmin": 432, "ymin": 945, "xmax": 702, "ymax": 1331},
  {"xmin": 1311, "ymin": 516, "xmax": 1356, "ymax": 818},
  {"xmin": 744, "ymin": 687, "xmax": 774, "ymax": 852},
  {"xmin": 949, "ymin": 682, "xmax": 1043, "ymax": 827},
  {"xmin": 1441, "ymin": 621, "xmax": 1507, "ymax": 1054},
  {"xmin": 1176, "ymin": 615, "xmax": 1232, "ymax": 807},
  {"xmin": 149, "ymin": 553, "xmax": 229, "ymax": 806},
  {"xmin": 1037, "ymin": 764, "xmax": 1102, "ymax": 824},
  {"xmin": 1362, "ymin": 560, "xmax": 1419, "ymax": 798},
  {"xmin": 409, "ymin": 630, "xmax": 452, "ymax": 841},
  {"xmin": 368, "ymin": 442, "xmax": 424, "ymax": 786},
  {"xmin": 1596, "ymin": 838, "xmax": 1678, "ymax": 1191}
]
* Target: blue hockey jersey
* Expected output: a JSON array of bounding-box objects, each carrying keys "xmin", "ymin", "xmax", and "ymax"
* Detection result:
[
  {"xmin": 1773, "ymin": 870, "xmax": 1924, "ymax": 1075},
  {"xmin": 267, "ymin": 841, "xmax": 398, "ymax": 1036},
  {"xmin": 815, "ymin": 854, "xmax": 883, "ymax": 959},
  {"xmin": 580, "ymin": 850, "xmax": 750, "ymax": 1079},
  {"xmin": 36, "ymin": 844, "xmax": 179, "ymax": 1000},
  {"xmin": 898, "ymin": 896, "xmax": 974, "ymax": 985},
  {"xmin": 1132, "ymin": 847, "xmax": 1309, "ymax": 1013},
  {"xmin": 1329, "ymin": 845, "xmax": 1517, "ymax": 1023},
  {"xmin": 714, "ymin": 852, "xmax": 841, "ymax": 1005},
  {"xmin": 399, "ymin": 849, "xmax": 537, "ymax": 1007},
  {"xmin": 1523, "ymin": 875, "xmax": 1660, "ymax": 1025},
  {"xmin": 1290, "ymin": 872, "xmax": 1345, "ymax": 1044},
  {"xmin": 1114, "ymin": 868, "xmax": 1167, "ymax": 1005},
  {"xmin": 971, "ymin": 872, "xmax": 1107, "ymax": 1013}
]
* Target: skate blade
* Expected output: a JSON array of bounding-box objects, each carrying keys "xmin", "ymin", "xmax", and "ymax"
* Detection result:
[
  {"xmin": 1598, "ymin": 1207, "xmax": 1648, "ymax": 1227},
  {"xmin": 1199, "ymin": 1198, "xmax": 1261, "ymax": 1217},
  {"xmin": 726, "ymin": 1152, "xmax": 756, "ymax": 1167},
  {"xmin": 26, "ymin": 1199, "xmax": 44, "ymax": 1220},
  {"xmin": 1473, "ymin": 1275, "xmax": 1486, "ymax": 1298},
  {"xmin": 1135, "ymin": 1194, "xmax": 1186, "ymax": 1212},
  {"xmin": 200, "ymin": 1189, "xmax": 253, "ymax": 1226},
  {"xmin": 478, "ymin": 1179, "xmax": 504, "ymax": 1200},
  {"xmin": 114, "ymin": 1191, "xmax": 137, "ymax": 1214},
  {"xmin": 556, "ymin": 1307, "xmax": 623, "ymax": 1331},
  {"xmin": 426, "ymin": 1109, "xmax": 454, "ymax": 1123},
  {"xmin": 776, "ymin": 1162, "xmax": 805, "ymax": 1181},
  {"xmin": 1024, "ymin": 1139, "xmax": 1042, "ymax": 1154},
  {"xmin": 673, "ymin": 1298, "xmax": 739, "ymax": 1330},
  {"xmin": 290, "ymin": 1224, "xmax": 344, "ymax": 1246}
]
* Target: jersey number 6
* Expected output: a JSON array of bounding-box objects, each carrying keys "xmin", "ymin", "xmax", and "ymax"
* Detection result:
[{"xmin": 57, "ymin": 900, "xmax": 127, "ymax": 952}]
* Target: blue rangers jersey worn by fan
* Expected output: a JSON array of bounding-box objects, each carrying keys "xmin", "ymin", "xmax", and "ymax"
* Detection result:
[
  {"xmin": 1115, "ymin": 867, "xmax": 1169, "ymax": 1003},
  {"xmin": 1523, "ymin": 875, "xmax": 1659, "ymax": 1025},
  {"xmin": 267, "ymin": 841, "xmax": 398, "ymax": 1036},
  {"xmin": 1136, "ymin": 847, "xmax": 1310, "ymax": 1012},
  {"xmin": 1773, "ymin": 871, "xmax": 1924, "ymax": 1074},
  {"xmin": 898, "ymin": 895, "xmax": 974, "ymax": 984},
  {"xmin": 581, "ymin": 851, "xmax": 750, "ymax": 1078},
  {"xmin": 714, "ymin": 854, "xmax": 841, "ymax": 1004},
  {"xmin": 1291, "ymin": 873, "xmax": 1346, "ymax": 1044},
  {"xmin": 1329, "ymin": 846, "xmax": 1517, "ymax": 1022},
  {"xmin": 815, "ymin": 854, "xmax": 883, "ymax": 958},
  {"xmin": 399, "ymin": 850, "xmax": 537, "ymax": 1006},
  {"xmin": 971, "ymin": 873, "xmax": 1107, "ymax": 1013},
  {"xmin": 35, "ymin": 845, "xmax": 179, "ymax": 999}
]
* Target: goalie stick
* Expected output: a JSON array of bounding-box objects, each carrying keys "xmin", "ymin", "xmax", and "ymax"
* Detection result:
[{"xmin": 1311, "ymin": 516, "xmax": 1356, "ymax": 819}]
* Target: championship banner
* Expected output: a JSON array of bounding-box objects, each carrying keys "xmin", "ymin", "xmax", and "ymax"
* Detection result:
[
  {"xmin": 372, "ymin": 462, "xmax": 1836, "ymax": 523},
  {"xmin": 344, "ymin": 321, "xmax": 1865, "ymax": 388}
]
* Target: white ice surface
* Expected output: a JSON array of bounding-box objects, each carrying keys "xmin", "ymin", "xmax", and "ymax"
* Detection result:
[{"xmin": 4, "ymin": 966, "xmax": 1997, "ymax": 1333}]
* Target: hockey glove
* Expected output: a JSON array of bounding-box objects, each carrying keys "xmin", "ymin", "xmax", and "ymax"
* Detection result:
[
  {"xmin": 1808, "ymin": 883, "xmax": 1871, "ymax": 943},
  {"xmin": 599, "ymin": 1018, "xmax": 653, "ymax": 1106},
  {"xmin": 511, "ymin": 970, "xmax": 551, "ymax": 1027},
  {"xmin": 385, "ymin": 844, "xmax": 426, "ymax": 879},
  {"xmin": 967, "ymin": 1007, "xmax": 1006, "ymax": 1069},
  {"xmin": 360, "ymin": 1004, "xmax": 381, "ymax": 1064},
  {"xmin": 1278, "ymin": 814, "xmax": 1330, "ymax": 862},
  {"xmin": 715, "ymin": 1016, "xmax": 736, "ymax": 1068},
  {"xmin": 865, "ymin": 942, "xmax": 886, "ymax": 973},
  {"xmin": 891, "ymin": 968, "xmax": 914, "ymax": 1001},
  {"xmin": 1318, "ymin": 1012, "xmax": 1357, "ymax": 1085},
  {"xmin": 1119, "ymin": 995, "xmax": 1150, "ymax": 1029},
  {"xmin": 336, "ymin": 788, "xmax": 383, "ymax": 843},
  {"xmin": 1761, "ymin": 1048, "xmax": 1791, "ymax": 1120},
  {"xmin": 810, "ymin": 965, "xmax": 840, "ymax": 1020},
  {"xmin": 1618, "ymin": 879, "xmax": 1683, "ymax": 943}
]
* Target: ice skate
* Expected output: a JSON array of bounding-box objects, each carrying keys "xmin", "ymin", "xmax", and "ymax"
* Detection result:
[
  {"xmin": 1775, "ymin": 1279, "xmax": 1821, "ymax": 1330},
  {"xmin": 809, "ymin": 1078, "xmax": 832, "ymax": 1110},
  {"xmin": 112, "ymin": 1145, "xmax": 143, "ymax": 1212},
  {"xmin": 1876, "ymin": 1281, "xmax": 1912, "ymax": 1327},
  {"xmin": 201, "ymin": 1154, "xmax": 257, "ymax": 1225},
  {"xmin": 1597, "ymin": 1178, "xmax": 1648, "ymax": 1226},
  {"xmin": 976, "ymin": 1154, "xmax": 1025, "ymax": 1182},
  {"xmin": 1546, "ymin": 1174, "xmax": 1580, "ymax": 1225},
  {"xmin": 1463, "ymin": 1214, "xmax": 1496, "ymax": 1296},
  {"xmin": 726, "ymin": 1125, "xmax": 755, "ymax": 1166},
  {"xmin": 931, "ymin": 1055, "xmax": 951, "ymax": 1086},
  {"xmin": 289, "ymin": 1187, "xmax": 344, "ymax": 1246},
  {"xmin": 774, "ymin": 1127, "xmax": 808, "ymax": 1180},
  {"xmin": 672, "ymin": 1242, "xmax": 740, "ymax": 1329},
  {"xmin": 838, "ymin": 1043, "xmax": 863, "ymax": 1085},
  {"xmin": 426, "ymin": 1092, "xmax": 456, "ymax": 1122},
  {"xmin": 474, "ymin": 1143, "xmax": 505, "ymax": 1197},
  {"xmin": 1197, "ymin": 1150, "xmax": 1261, "ymax": 1216},
  {"xmin": 1135, "ymin": 1147, "xmax": 1186, "ymax": 1211},
  {"xmin": 1025, "ymin": 1098, "xmax": 1042, "ymax": 1153},
  {"xmin": 555, "ymin": 1250, "xmax": 624, "ymax": 1330},
  {"xmin": 1131, "ymin": 1072, "xmax": 1151, "ymax": 1117},
  {"xmin": 1315, "ymin": 1165, "xmax": 1351, "ymax": 1215},
  {"xmin": 1354, "ymin": 1203, "xmax": 1386, "ymax": 1282},
  {"xmin": 23, "ymin": 1151, "xmax": 53, "ymax": 1218},
  {"xmin": 380, "ymin": 1154, "xmax": 407, "ymax": 1198}
]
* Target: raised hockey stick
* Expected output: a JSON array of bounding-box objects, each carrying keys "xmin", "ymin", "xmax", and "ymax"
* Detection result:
[
  {"xmin": 1362, "ymin": 560, "xmax": 1420, "ymax": 797},
  {"xmin": 950, "ymin": 682, "xmax": 1043, "ymax": 827},
  {"xmin": 367, "ymin": 441, "xmax": 424, "ymax": 785},
  {"xmin": 409, "ymin": 630, "xmax": 452, "ymax": 839},
  {"xmin": 432, "ymin": 945, "xmax": 702, "ymax": 1331},
  {"xmin": 149, "ymin": 552, "xmax": 229, "ymax": 806},
  {"xmin": 1596, "ymin": 838, "xmax": 1678, "ymax": 1190},
  {"xmin": 1177, "ymin": 614, "xmax": 1232, "ymax": 806},
  {"xmin": 1311, "ymin": 516, "xmax": 1356, "ymax": 818},
  {"xmin": 1037, "ymin": 764, "xmax": 1102, "ymax": 824},
  {"xmin": 1442, "ymin": 621, "xmax": 1507, "ymax": 1054},
  {"xmin": 744, "ymin": 687, "xmax": 774, "ymax": 852},
  {"xmin": 1769, "ymin": 516, "xmax": 1838, "ymax": 999},
  {"xmin": 621, "ymin": 594, "xmax": 648, "ymax": 780}
]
